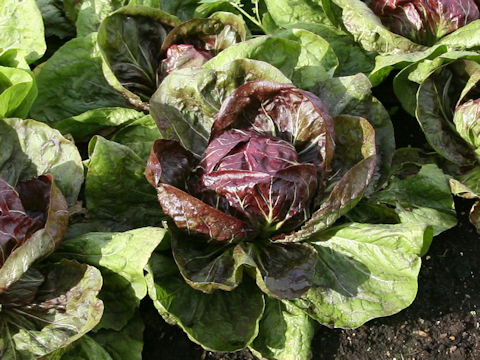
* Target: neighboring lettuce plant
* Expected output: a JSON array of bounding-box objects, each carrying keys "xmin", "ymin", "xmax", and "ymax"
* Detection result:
[
  {"xmin": 131, "ymin": 60, "xmax": 450, "ymax": 358},
  {"xmin": 367, "ymin": 0, "xmax": 480, "ymax": 46},
  {"xmin": 0, "ymin": 118, "xmax": 104, "ymax": 359},
  {"xmin": 97, "ymin": 6, "xmax": 246, "ymax": 109},
  {"xmin": 160, "ymin": 12, "xmax": 247, "ymax": 74},
  {"xmin": 0, "ymin": 0, "xmax": 46, "ymax": 67},
  {"xmin": 324, "ymin": 0, "xmax": 480, "ymax": 84},
  {"xmin": 395, "ymin": 57, "xmax": 480, "ymax": 231}
]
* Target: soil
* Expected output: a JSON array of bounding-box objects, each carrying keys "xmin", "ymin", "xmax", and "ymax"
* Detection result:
[{"xmin": 141, "ymin": 77, "xmax": 480, "ymax": 360}]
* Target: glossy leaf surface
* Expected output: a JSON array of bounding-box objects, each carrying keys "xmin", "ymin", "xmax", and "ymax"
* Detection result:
[{"xmin": 146, "ymin": 252, "xmax": 264, "ymax": 352}]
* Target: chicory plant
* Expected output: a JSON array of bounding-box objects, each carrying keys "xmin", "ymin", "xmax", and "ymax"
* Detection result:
[
  {"xmin": 0, "ymin": 118, "xmax": 103, "ymax": 359},
  {"xmin": 140, "ymin": 69, "xmax": 439, "ymax": 357}
]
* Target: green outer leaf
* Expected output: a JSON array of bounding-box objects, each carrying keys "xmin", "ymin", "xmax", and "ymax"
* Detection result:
[
  {"xmin": 0, "ymin": 66, "xmax": 37, "ymax": 119},
  {"xmin": 437, "ymin": 20, "xmax": 480, "ymax": 50},
  {"xmin": 337, "ymin": 7, "xmax": 480, "ymax": 85},
  {"xmin": 454, "ymin": 100, "xmax": 480, "ymax": 153},
  {"xmin": 54, "ymin": 107, "xmax": 148, "ymax": 140},
  {"xmin": 162, "ymin": 11, "xmax": 247, "ymax": 53},
  {"xmin": 86, "ymin": 136, "xmax": 164, "ymax": 230},
  {"xmin": 75, "ymin": 0, "xmax": 126, "ymax": 37},
  {"xmin": 171, "ymin": 233, "xmax": 318, "ymax": 300},
  {"xmin": 157, "ymin": 0, "xmax": 198, "ymax": 21},
  {"xmin": 150, "ymin": 59, "xmax": 290, "ymax": 157},
  {"xmin": 313, "ymin": 74, "xmax": 394, "ymax": 186},
  {"xmin": 109, "ymin": 115, "xmax": 161, "ymax": 160},
  {"xmin": 0, "ymin": 0, "xmax": 46, "ymax": 63},
  {"xmin": 46, "ymin": 335, "xmax": 113, "ymax": 360},
  {"xmin": 330, "ymin": 115, "xmax": 376, "ymax": 180},
  {"xmin": 55, "ymin": 227, "xmax": 167, "ymax": 330},
  {"xmin": 37, "ymin": 0, "xmax": 76, "ymax": 39},
  {"xmin": 329, "ymin": 0, "xmax": 423, "ymax": 54},
  {"xmin": 0, "ymin": 49, "xmax": 29, "ymax": 69},
  {"xmin": 244, "ymin": 242, "xmax": 318, "ymax": 300},
  {"xmin": 93, "ymin": 269, "xmax": 139, "ymax": 331},
  {"xmin": 170, "ymin": 236, "xmax": 248, "ymax": 293},
  {"xmin": 264, "ymin": 0, "xmax": 332, "ymax": 29},
  {"xmin": 392, "ymin": 50, "xmax": 480, "ymax": 116},
  {"xmin": 456, "ymin": 166, "xmax": 480, "ymax": 196},
  {"xmin": 0, "ymin": 176, "xmax": 68, "ymax": 293},
  {"xmin": 1, "ymin": 260, "xmax": 103, "ymax": 359},
  {"xmin": 457, "ymin": 61, "xmax": 480, "ymax": 106},
  {"xmin": 250, "ymin": 297, "xmax": 315, "ymax": 360},
  {"xmin": 0, "ymin": 118, "xmax": 83, "ymax": 206},
  {"xmin": 371, "ymin": 164, "xmax": 457, "ymax": 237},
  {"xmin": 193, "ymin": 2, "xmax": 239, "ymax": 19},
  {"xmin": 57, "ymin": 227, "xmax": 167, "ymax": 301},
  {"xmin": 145, "ymin": 252, "xmax": 265, "ymax": 352},
  {"xmin": 264, "ymin": 0, "xmax": 375, "ymax": 76},
  {"xmin": 344, "ymin": 200, "xmax": 400, "ymax": 225},
  {"xmin": 281, "ymin": 155, "xmax": 377, "ymax": 243},
  {"xmin": 416, "ymin": 72, "xmax": 476, "ymax": 167},
  {"xmin": 30, "ymin": 33, "xmax": 130, "ymax": 124},
  {"xmin": 290, "ymin": 222, "xmax": 433, "ymax": 328},
  {"xmin": 368, "ymin": 44, "xmax": 453, "ymax": 87},
  {"xmin": 92, "ymin": 312, "xmax": 144, "ymax": 360},
  {"xmin": 97, "ymin": 5, "xmax": 181, "ymax": 110},
  {"xmin": 204, "ymin": 29, "xmax": 338, "ymax": 90}
]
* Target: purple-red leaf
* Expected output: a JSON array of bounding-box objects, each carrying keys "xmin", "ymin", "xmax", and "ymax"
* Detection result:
[
  {"xmin": 0, "ymin": 175, "xmax": 68, "ymax": 268},
  {"xmin": 201, "ymin": 128, "xmax": 300, "ymax": 174},
  {"xmin": 197, "ymin": 129, "xmax": 318, "ymax": 232},
  {"xmin": 145, "ymin": 139, "xmax": 197, "ymax": 189},
  {"xmin": 161, "ymin": 44, "xmax": 212, "ymax": 76},
  {"xmin": 211, "ymin": 81, "xmax": 335, "ymax": 182},
  {"xmin": 0, "ymin": 179, "xmax": 43, "ymax": 267},
  {"xmin": 156, "ymin": 184, "xmax": 249, "ymax": 242}
]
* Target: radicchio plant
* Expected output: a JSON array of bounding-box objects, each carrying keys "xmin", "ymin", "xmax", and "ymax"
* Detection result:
[
  {"xmin": 367, "ymin": 0, "xmax": 480, "ymax": 45},
  {"xmin": 0, "ymin": 174, "xmax": 103, "ymax": 359},
  {"xmin": 146, "ymin": 80, "xmax": 377, "ymax": 299},
  {"xmin": 98, "ymin": 7, "xmax": 246, "ymax": 108},
  {"xmin": 160, "ymin": 12, "xmax": 247, "ymax": 77}
]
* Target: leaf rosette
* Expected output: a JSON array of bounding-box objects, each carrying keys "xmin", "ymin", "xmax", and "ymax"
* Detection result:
[
  {"xmin": 0, "ymin": 175, "xmax": 104, "ymax": 359},
  {"xmin": 80, "ymin": 60, "xmax": 433, "ymax": 355},
  {"xmin": 146, "ymin": 79, "xmax": 377, "ymax": 300},
  {"xmin": 0, "ymin": 119, "xmax": 104, "ymax": 358}
]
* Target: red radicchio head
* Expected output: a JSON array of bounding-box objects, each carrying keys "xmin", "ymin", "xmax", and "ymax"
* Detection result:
[
  {"xmin": 195, "ymin": 128, "xmax": 318, "ymax": 233},
  {"xmin": 146, "ymin": 81, "xmax": 336, "ymax": 242}
]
